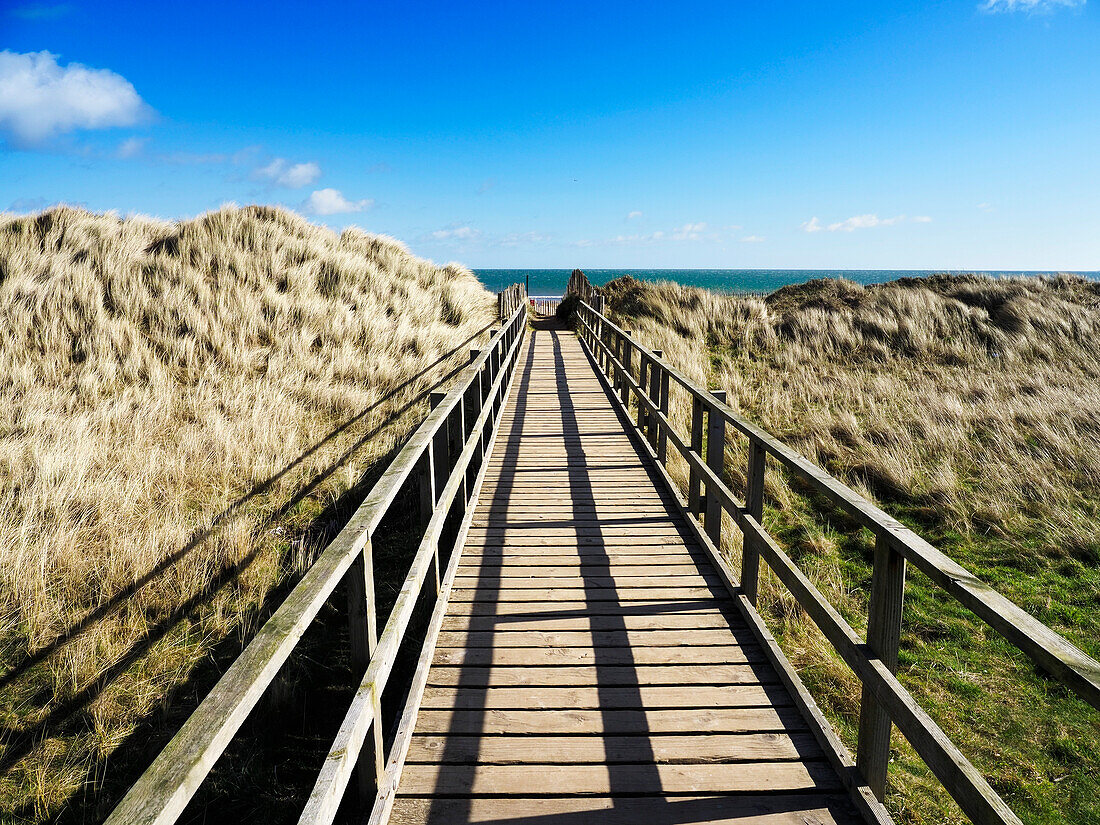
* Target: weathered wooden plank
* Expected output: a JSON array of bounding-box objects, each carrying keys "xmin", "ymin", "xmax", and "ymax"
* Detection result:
[
  {"xmin": 435, "ymin": 628, "xmax": 748, "ymax": 647},
  {"xmin": 397, "ymin": 761, "xmax": 841, "ymax": 795},
  {"xmin": 450, "ymin": 574, "xmax": 720, "ymax": 590},
  {"xmin": 412, "ymin": 706, "xmax": 803, "ymax": 735},
  {"xmin": 448, "ymin": 587, "xmax": 722, "ymax": 602},
  {"xmin": 425, "ymin": 664, "xmax": 780, "ymax": 687},
  {"xmin": 419, "ymin": 684, "xmax": 795, "ymax": 710},
  {"xmin": 431, "ymin": 644, "xmax": 759, "ymax": 667},
  {"xmin": 406, "ymin": 732, "xmax": 821, "ymax": 764},
  {"xmin": 453, "ymin": 564, "xmax": 706, "ymax": 577},
  {"xmin": 391, "ymin": 794, "xmax": 861, "ymax": 825},
  {"xmin": 440, "ymin": 613, "xmax": 736, "ymax": 632}
]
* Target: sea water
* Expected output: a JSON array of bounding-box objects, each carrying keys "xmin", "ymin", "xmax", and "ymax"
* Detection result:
[{"xmin": 475, "ymin": 269, "xmax": 1100, "ymax": 297}]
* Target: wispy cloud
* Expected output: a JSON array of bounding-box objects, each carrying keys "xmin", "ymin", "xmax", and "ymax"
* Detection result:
[
  {"xmin": 802, "ymin": 214, "xmax": 931, "ymax": 232},
  {"xmin": 431, "ymin": 225, "xmax": 480, "ymax": 241},
  {"xmin": 255, "ymin": 157, "xmax": 321, "ymax": 188},
  {"xmin": 303, "ymin": 188, "xmax": 372, "ymax": 215},
  {"xmin": 978, "ymin": 202, "xmax": 993, "ymax": 211},
  {"xmin": 740, "ymin": 235, "xmax": 765, "ymax": 243},
  {"xmin": 671, "ymin": 222, "xmax": 708, "ymax": 240},
  {"xmin": 0, "ymin": 50, "xmax": 151, "ymax": 147},
  {"xmin": 115, "ymin": 136, "xmax": 147, "ymax": 159},
  {"xmin": 627, "ymin": 210, "xmax": 643, "ymax": 220},
  {"xmin": 573, "ymin": 220, "xmax": 740, "ymax": 248},
  {"xmin": 5, "ymin": 196, "xmax": 51, "ymax": 212},
  {"xmin": 980, "ymin": 0, "xmax": 1084, "ymax": 12}
]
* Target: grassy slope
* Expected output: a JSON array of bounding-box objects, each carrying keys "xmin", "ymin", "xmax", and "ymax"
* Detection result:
[
  {"xmin": 0, "ymin": 206, "xmax": 495, "ymax": 821},
  {"xmin": 601, "ymin": 274, "xmax": 1100, "ymax": 825}
]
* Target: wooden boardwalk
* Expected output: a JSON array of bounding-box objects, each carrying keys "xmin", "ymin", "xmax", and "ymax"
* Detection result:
[{"xmin": 391, "ymin": 320, "xmax": 863, "ymax": 824}]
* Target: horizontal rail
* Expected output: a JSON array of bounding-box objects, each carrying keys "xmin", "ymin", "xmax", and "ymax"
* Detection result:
[
  {"xmin": 107, "ymin": 286, "xmax": 527, "ymax": 825},
  {"xmin": 570, "ymin": 282, "xmax": 1100, "ymax": 825}
]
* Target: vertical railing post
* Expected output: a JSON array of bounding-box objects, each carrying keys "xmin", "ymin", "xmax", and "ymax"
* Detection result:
[
  {"xmin": 346, "ymin": 537, "xmax": 380, "ymax": 804},
  {"xmin": 620, "ymin": 333, "xmax": 632, "ymax": 408},
  {"xmin": 742, "ymin": 438, "xmax": 765, "ymax": 605},
  {"xmin": 704, "ymin": 391, "xmax": 727, "ymax": 548},
  {"xmin": 657, "ymin": 362, "xmax": 670, "ymax": 464},
  {"xmin": 429, "ymin": 391, "xmax": 448, "ymax": 593},
  {"xmin": 636, "ymin": 352, "xmax": 650, "ymax": 433},
  {"xmin": 647, "ymin": 351, "xmax": 663, "ymax": 450},
  {"xmin": 857, "ymin": 532, "xmax": 906, "ymax": 801},
  {"xmin": 689, "ymin": 394, "xmax": 705, "ymax": 516}
]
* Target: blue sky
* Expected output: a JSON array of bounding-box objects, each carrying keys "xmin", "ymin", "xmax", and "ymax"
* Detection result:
[{"xmin": 1, "ymin": 0, "xmax": 1097, "ymax": 269}]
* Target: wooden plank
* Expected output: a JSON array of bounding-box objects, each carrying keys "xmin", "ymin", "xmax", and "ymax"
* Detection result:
[
  {"xmin": 397, "ymin": 761, "xmax": 841, "ymax": 795},
  {"xmin": 440, "ymin": 613, "xmax": 736, "ymax": 632},
  {"xmin": 443, "ymin": 599, "xmax": 727, "ymax": 616},
  {"xmin": 431, "ymin": 645, "xmax": 761, "ymax": 666},
  {"xmin": 391, "ymin": 794, "xmax": 861, "ymax": 825},
  {"xmin": 405, "ymin": 732, "xmax": 822, "ymax": 763},
  {"xmin": 453, "ymin": 564, "xmax": 706, "ymax": 576},
  {"xmin": 448, "ymin": 587, "xmax": 722, "ymax": 602},
  {"xmin": 419, "ymin": 684, "xmax": 795, "ymax": 710},
  {"xmin": 450, "ymin": 574, "xmax": 720, "ymax": 590},
  {"xmin": 425, "ymin": 664, "xmax": 781, "ymax": 687},
  {"xmin": 412, "ymin": 706, "xmax": 804, "ymax": 735},
  {"xmin": 435, "ymin": 628, "xmax": 749, "ymax": 647}
]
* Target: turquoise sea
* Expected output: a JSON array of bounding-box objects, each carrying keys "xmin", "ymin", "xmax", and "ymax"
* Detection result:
[{"xmin": 475, "ymin": 269, "xmax": 1100, "ymax": 297}]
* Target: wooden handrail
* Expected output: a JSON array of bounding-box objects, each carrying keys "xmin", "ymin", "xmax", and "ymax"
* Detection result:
[
  {"xmin": 106, "ymin": 285, "xmax": 528, "ymax": 825},
  {"xmin": 568, "ymin": 279, "xmax": 1100, "ymax": 825}
]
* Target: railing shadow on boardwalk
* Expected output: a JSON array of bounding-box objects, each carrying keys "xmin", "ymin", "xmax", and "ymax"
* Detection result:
[
  {"xmin": 0, "ymin": 326, "xmax": 494, "ymax": 820},
  {"xmin": 423, "ymin": 318, "xmax": 831, "ymax": 824}
]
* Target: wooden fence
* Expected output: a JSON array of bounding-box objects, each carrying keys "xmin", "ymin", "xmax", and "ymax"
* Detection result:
[
  {"xmin": 497, "ymin": 282, "xmax": 526, "ymax": 321},
  {"xmin": 106, "ymin": 285, "xmax": 529, "ymax": 825},
  {"xmin": 570, "ymin": 275, "xmax": 1100, "ymax": 825},
  {"xmin": 529, "ymin": 295, "xmax": 562, "ymax": 315}
]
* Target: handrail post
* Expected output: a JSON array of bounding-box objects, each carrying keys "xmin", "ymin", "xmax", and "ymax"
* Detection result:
[
  {"xmin": 647, "ymin": 351, "xmax": 663, "ymax": 451},
  {"xmin": 620, "ymin": 332, "xmax": 632, "ymax": 408},
  {"xmin": 704, "ymin": 390, "xmax": 727, "ymax": 548},
  {"xmin": 689, "ymin": 395, "xmax": 705, "ymax": 516},
  {"xmin": 346, "ymin": 536, "xmax": 380, "ymax": 806},
  {"xmin": 429, "ymin": 391, "xmax": 448, "ymax": 593},
  {"xmin": 857, "ymin": 531, "xmax": 907, "ymax": 800},
  {"xmin": 636, "ymin": 352, "xmax": 650, "ymax": 433},
  {"xmin": 657, "ymin": 362, "xmax": 670, "ymax": 464},
  {"xmin": 742, "ymin": 439, "xmax": 765, "ymax": 604}
]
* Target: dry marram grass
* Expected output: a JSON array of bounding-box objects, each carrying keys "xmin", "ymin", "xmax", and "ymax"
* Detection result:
[{"xmin": 0, "ymin": 205, "xmax": 495, "ymax": 820}]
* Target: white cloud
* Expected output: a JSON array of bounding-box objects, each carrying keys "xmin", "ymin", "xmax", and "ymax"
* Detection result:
[
  {"xmin": 0, "ymin": 50, "xmax": 150, "ymax": 146},
  {"xmin": 116, "ymin": 136, "xmax": 147, "ymax": 158},
  {"xmin": 740, "ymin": 235, "xmax": 765, "ymax": 243},
  {"xmin": 256, "ymin": 158, "xmax": 321, "ymax": 188},
  {"xmin": 981, "ymin": 0, "xmax": 1084, "ymax": 12},
  {"xmin": 978, "ymin": 202, "xmax": 993, "ymax": 211},
  {"xmin": 802, "ymin": 214, "xmax": 931, "ymax": 233},
  {"xmin": 431, "ymin": 226, "xmax": 479, "ymax": 241},
  {"xmin": 671, "ymin": 222, "xmax": 708, "ymax": 241},
  {"xmin": 828, "ymin": 214, "xmax": 904, "ymax": 231},
  {"xmin": 304, "ymin": 188, "xmax": 373, "ymax": 215},
  {"xmin": 627, "ymin": 210, "xmax": 643, "ymax": 220}
]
